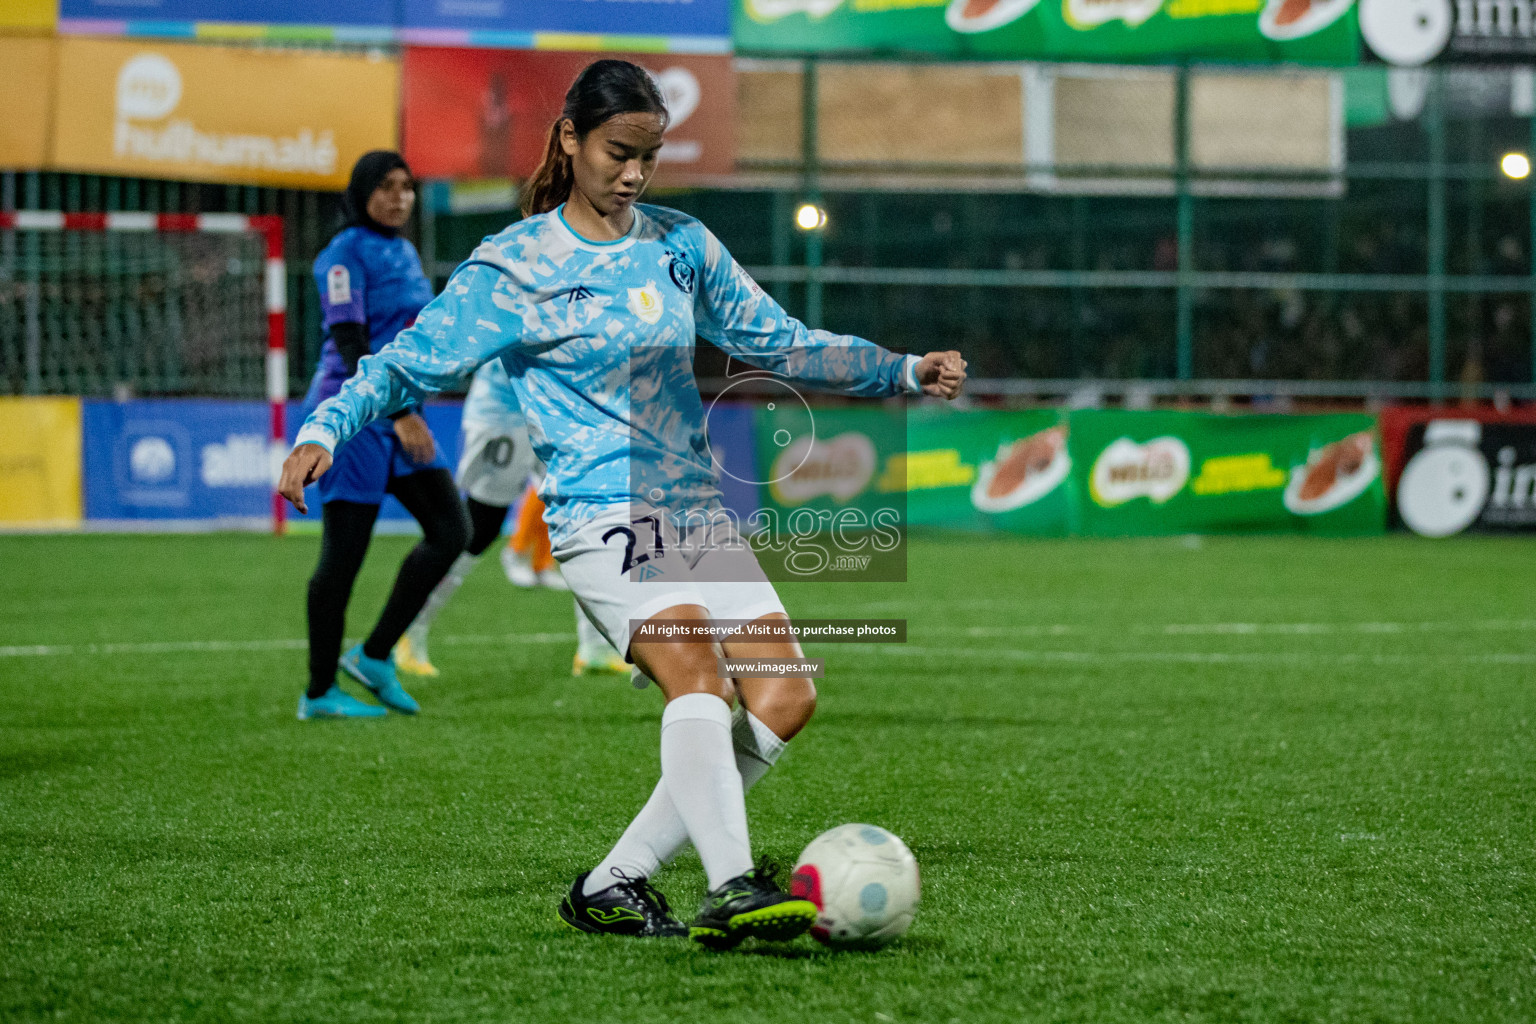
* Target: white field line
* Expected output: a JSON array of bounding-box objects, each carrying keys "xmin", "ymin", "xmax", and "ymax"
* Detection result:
[
  {"xmin": 892, "ymin": 646, "xmax": 1536, "ymax": 666},
  {"xmin": 3, "ymin": 620, "xmax": 1530, "ymax": 662},
  {"xmin": 3, "ymin": 635, "xmax": 1530, "ymax": 668},
  {"xmin": 963, "ymin": 620, "xmax": 1536, "ymax": 638},
  {"xmin": 1156, "ymin": 619, "xmax": 1536, "ymax": 636},
  {"xmin": 0, "ymin": 632, "xmax": 575, "ymax": 659}
]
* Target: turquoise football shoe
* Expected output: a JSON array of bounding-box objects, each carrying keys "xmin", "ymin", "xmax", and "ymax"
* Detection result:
[
  {"xmin": 297, "ymin": 685, "xmax": 387, "ymax": 721},
  {"xmin": 339, "ymin": 643, "xmax": 421, "ymax": 715}
]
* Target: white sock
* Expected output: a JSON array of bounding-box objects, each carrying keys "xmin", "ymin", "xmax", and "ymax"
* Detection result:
[
  {"xmin": 575, "ymin": 601, "xmax": 620, "ymax": 662},
  {"xmin": 659, "ymin": 693, "xmax": 753, "ymax": 889},
  {"xmin": 584, "ymin": 779, "xmax": 684, "ymax": 895},
  {"xmin": 730, "ymin": 702, "xmax": 787, "ymax": 791},
  {"xmin": 584, "ymin": 703, "xmax": 787, "ymax": 895},
  {"xmin": 404, "ymin": 552, "xmax": 478, "ymax": 650}
]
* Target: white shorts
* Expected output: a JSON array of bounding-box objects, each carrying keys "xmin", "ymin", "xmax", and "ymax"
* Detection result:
[
  {"xmin": 553, "ymin": 505, "xmax": 787, "ymax": 661},
  {"xmin": 456, "ymin": 419, "xmax": 540, "ymax": 507}
]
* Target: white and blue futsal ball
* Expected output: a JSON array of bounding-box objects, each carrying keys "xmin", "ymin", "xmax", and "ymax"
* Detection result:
[{"xmin": 790, "ymin": 824, "xmax": 920, "ymax": 949}]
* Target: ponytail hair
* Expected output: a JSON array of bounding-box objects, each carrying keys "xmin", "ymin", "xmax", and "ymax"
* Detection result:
[{"xmin": 521, "ymin": 59, "xmax": 669, "ymax": 219}]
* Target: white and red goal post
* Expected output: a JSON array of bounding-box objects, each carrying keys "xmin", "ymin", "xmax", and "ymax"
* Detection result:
[{"xmin": 0, "ymin": 211, "xmax": 290, "ymax": 534}]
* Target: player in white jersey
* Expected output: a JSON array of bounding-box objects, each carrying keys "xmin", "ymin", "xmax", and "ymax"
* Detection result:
[
  {"xmin": 280, "ymin": 59, "xmax": 966, "ymax": 948},
  {"xmin": 393, "ymin": 359, "xmax": 626, "ymax": 678}
]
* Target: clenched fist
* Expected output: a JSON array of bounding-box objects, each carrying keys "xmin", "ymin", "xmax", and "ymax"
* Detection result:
[{"xmin": 914, "ymin": 351, "xmax": 967, "ymax": 400}]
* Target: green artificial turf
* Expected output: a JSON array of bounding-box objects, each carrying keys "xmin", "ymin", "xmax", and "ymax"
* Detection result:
[{"xmin": 1, "ymin": 532, "xmax": 1532, "ymax": 1023}]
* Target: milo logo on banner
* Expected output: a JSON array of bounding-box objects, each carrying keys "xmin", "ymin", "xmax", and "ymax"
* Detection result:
[
  {"xmin": 769, "ymin": 432, "xmax": 878, "ymax": 506},
  {"xmin": 1069, "ymin": 410, "xmax": 1384, "ymax": 537},
  {"xmin": 1089, "ymin": 436, "xmax": 1191, "ymax": 507}
]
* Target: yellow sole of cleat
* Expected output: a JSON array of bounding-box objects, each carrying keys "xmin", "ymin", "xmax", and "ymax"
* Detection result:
[
  {"xmin": 689, "ymin": 925, "xmax": 737, "ymax": 950},
  {"xmin": 729, "ymin": 901, "xmax": 817, "ymax": 942}
]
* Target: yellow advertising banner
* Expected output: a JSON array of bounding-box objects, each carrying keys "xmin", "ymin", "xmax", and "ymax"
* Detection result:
[
  {"xmin": 0, "ymin": 397, "xmax": 82, "ymax": 529},
  {"xmin": 51, "ymin": 39, "xmax": 399, "ymax": 189},
  {"xmin": 0, "ymin": 0, "xmax": 56, "ymax": 32},
  {"xmin": 0, "ymin": 38, "xmax": 55, "ymax": 170}
]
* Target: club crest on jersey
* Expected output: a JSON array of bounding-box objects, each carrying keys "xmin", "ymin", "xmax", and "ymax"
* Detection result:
[
  {"xmin": 628, "ymin": 281, "xmax": 664, "ymax": 324},
  {"xmin": 665, "ymin": 250, "xmax": 696, "ymax": 294}
]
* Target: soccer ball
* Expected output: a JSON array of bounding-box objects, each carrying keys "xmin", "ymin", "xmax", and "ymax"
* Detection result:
[{"xmin": 790, "ymin": 824, "xmax": 919, "ymax": 949}]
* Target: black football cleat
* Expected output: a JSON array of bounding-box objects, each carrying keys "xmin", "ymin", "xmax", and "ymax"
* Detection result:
[
  {"xmin": 558, "ymin": 869, "xmax": 688, "ymax": 938},
  {"xmin": 689, "ymin": 861, "xmax": 818, "ymax": 951}
]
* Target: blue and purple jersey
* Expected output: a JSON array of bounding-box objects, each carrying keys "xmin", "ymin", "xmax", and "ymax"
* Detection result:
[{"xmin": 308, "ymin": 225, "xmax": 436, "ymax": 403}]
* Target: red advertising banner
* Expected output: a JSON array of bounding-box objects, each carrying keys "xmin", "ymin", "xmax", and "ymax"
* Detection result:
[
  {"xmin": 1380, "ymin": 405, "xmax": 1536, "ymax": 495},
  {"xmin": 1380, "ymin": 404, "xmax": 1536, "ymax": 537},
  {"xmin": 402, "ymin": 48, "xmax": 734, "ymax": 183}
]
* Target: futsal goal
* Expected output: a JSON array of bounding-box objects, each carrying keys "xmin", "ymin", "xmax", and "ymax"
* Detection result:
[{"xmin": 0, "ymin": 211, "xmax": 289, "ymax": 531}]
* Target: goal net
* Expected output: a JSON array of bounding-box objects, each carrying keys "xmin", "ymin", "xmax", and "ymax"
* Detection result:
[{"xmin": 0, "ymin": 211, "xmax": 289, "ymax": 530}]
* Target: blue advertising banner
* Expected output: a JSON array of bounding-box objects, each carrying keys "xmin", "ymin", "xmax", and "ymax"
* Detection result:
[
  {"xmin": 80, "ymin": 398, "xmax": 759, "ymax": 529},
  {"xmin": 59, "ymin": 0, "xmax": 393, "ymax": 41},
  {"xmin": 398, "ymin": 0, "xmax": 730, "ymax": 51},
  {"xmin": 703, "ymin": 400, "xmax": 759, "ymax": 520},
  {"xmin": 83, "ymin": 399, "xmax": 272, "ymax": 525},
  {"xmin": 82, "ymin": 399, "xmax": 464, "ymax": 529}
]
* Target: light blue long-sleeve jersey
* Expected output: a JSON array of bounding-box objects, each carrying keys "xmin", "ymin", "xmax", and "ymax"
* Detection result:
[
  {"xmin": 296, "ymin": 203, "xmax": 921, "ymax": 543},
  {"xmin": 460, "ymin": 360, "xmax": 526, "ymax": 435}
]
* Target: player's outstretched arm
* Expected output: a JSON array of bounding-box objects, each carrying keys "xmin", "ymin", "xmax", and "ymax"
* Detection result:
[
  {"xmin": 292, "ymin": 263, "xmax": 519, "ymax": 465},
  {"xmin": 692, "ymin": 226, "xmax": 940, "ymax": 399}
]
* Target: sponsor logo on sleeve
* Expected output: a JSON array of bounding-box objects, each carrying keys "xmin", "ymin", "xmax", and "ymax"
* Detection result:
[{"xmin": 327, "ymin": 264, "xmax": 351, "ymax": 305}]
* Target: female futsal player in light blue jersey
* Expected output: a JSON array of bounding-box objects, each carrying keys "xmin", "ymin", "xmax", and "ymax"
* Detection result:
[{"xmin": 280, "ymin": 59, "xmax": 967, "ymax": 949}]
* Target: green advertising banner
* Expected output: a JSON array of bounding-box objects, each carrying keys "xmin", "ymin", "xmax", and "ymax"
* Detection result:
[
  {"xmin": 735, "ymin": 0, "xmax": 1360, "ymax": 64},
  {"xmin": 751, "ymin": 405, "xmax": 1072, "ymax": 535},
  {"xmin": 1067, "ymin": 409, "xmax": 1384, "ymax": 536},
  {"xmin": 752, "ymin": 407, "xmax": 1385, "ymax": 538},
  {"xmin": 754, "ymin": 404, "xmax": 908, "ymax": 518},
  {"xmin": 902, "ymin": 406, "xmax": 1071, "ymax": 535},
  {"xmin": 751, "ymin": 403, "xmax": 911, "ymax": 580}
]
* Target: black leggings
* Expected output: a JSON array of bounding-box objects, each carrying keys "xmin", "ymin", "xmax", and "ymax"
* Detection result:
[
  {"xmin": 306, "ymin": 469, "xmax": 471, "ymax": 697},
  {"xmin": 465, "ymin": 497, "xmax": 510, "ymax": 557}
]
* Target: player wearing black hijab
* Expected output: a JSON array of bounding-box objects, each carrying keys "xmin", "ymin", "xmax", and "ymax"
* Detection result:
[{"xmin": 297, "ymin": 151, "xmax": 471, "ymax": 720}]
